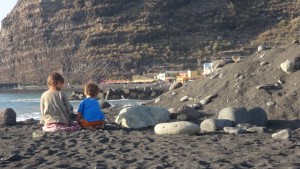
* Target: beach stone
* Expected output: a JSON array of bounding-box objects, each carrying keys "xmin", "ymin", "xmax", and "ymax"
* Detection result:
[
  {"xmin": 154, "ymin": 97, "xmax": 161, "ymax": 103},
  {"xmin": 267, "ymin": 101, "xmax": 275, "ymax": 107},
  {"xmin": 292, "ymin": 40, "xmax": 299, "ymax": 44},
  {"xmin": 79, "ymin": 94, "xmax": 85, "ymax": 99},
  {"xmin": 176, "ymin": 114, "xmax": 189, "ymax": 121},
  {"xmin": 256, "ymin": 84, "xmax": 281, "ymax": 90},
  {"xmin": 246, "ymin": 127, "xmax": 267, "ymax": 133},
  {"xmin": 0, "ymin": 108, "xmax": 17, "ymax": 126},
  {"xmin": 101, "ymin": 101, "xmax": 111, "ymax": 109},
  {"xmin": 169, "ymin": 108, "xmax": 178, "ymax": 119},
  {"xmin": 247, "ymin": 107, "xmax": 268, "ymax": 126},
  {"xmin": 115, "ymin": 106, "xmax": 170, "ymax": 129},
  {"xmin": 236, "ymin": 123, "xmax": 253, "ymax": 130},
  {"xmin": 1, "ymin": 153, "xmax": 21, "ymax": 161},
  {"xmin": 209, "ymin": 73, "xmax": 219, "ymax": 79},
  {"xmin": 218, "ymin": 107, "xmax": 249, "ymax": 125},
  {"xmin": 24, "ymin": 118, "xmax": 36, "ymax": 124},
  {"xmin": 257, "ymin": 45, "xmax": 264, "ymax": 52},
  {"xmin": 176, "ymin": 105, "xmax": 202, "ymax": 122},
  {"xmin": 239, "ymin": 75, "xmax": 245, "ymax": 79},
  {"xmin": 224, "ymin": 127, "xmax": 246, "ymax": 134},
  {"xmin": 169, "ymin": 82, "xmax": 182, "ymax": 91},
  {"xmin": 187, "ymin": 103, "xmax": 202, "ymax": 110},
  {"xmin": 180, "ymin": 96, "xmax": 189, "ymax": 102},
  {"xmin": 280, "ymin": 60, "xmax": 295, "ymax": 73},
  {"xmin": 272, "ymin": 129, "xmax": 291, "ymax": 140},
  {"xmin": 32, "ymin": 130, "xmax": 46, "ymax": 139},
  {"xmin": 211, "ymin": 59, "xmax": 226, "ymax": 72},
  {"xmin": 154, "ymin": 121, "xmax": 199, "ymax": 135},
  {"xmin": 277, "ymin": 79, "xmax": 284, "ymax": 85},
  {"xmin": 205, "ymin": 94, "xmax": 218, "ymax": 100},
  {"xmin": 200, "ymin": 119, "xmax": 232, "ymax": 132},
  {"xmin": 260, "ymin": 61, "xmax": 268, "ymax": 66},
  {"xmin": 200, "ymin": 98, "xmax": 211, "ymax": 105}
]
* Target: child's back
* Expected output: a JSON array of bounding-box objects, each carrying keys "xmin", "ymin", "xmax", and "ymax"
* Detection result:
[
  {"xmin": 40, "ymin": 72, "xmax": 81, "ymax": 132},
  {"xmin": 40, "ymin": 89, "xmax": 71, "ymax": 125}
]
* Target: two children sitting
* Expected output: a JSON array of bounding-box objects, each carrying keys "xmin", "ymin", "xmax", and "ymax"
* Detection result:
[{"xmin": 40, "ymin": 72, "xmax": 105, "ymax": 132}]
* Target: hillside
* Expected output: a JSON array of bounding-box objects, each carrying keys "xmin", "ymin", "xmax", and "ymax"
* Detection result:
[
  {"xmin": 147, "ymin": 43, "xmax": 300, "ymax": 121},
  {"xmin": 0, "ymin": 0, "xmax": 300, "ymax": 84}
]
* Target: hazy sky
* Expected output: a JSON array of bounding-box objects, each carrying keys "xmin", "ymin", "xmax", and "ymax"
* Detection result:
[{"xmin": 0, "ymin": 0, "xmax": 18, "ymax": 28}]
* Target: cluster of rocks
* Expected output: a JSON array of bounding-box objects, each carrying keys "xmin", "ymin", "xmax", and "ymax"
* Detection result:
[
  {"xmin": 69, "ymin": 87, "xmax": 165, "ymax": 101},
  {"xmin": 200, "ymin": 106, "xmax": 268, "ymax": 134},
  {"xmin": 113, "ymin": 105, "xmax": 291, "ymax": 139}
]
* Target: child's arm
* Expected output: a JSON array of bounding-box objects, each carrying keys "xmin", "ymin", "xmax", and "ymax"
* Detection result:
[{"xmin": 77, "ymin": 112, "xmax": 83, "ymax": 124}]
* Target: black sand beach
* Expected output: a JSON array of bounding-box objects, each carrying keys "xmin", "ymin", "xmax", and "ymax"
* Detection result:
[{"xmin": 1, "ymin": 107, "xmax": 300, "ymax": 169}]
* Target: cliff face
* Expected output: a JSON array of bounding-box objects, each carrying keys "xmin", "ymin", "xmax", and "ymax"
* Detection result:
[{"xmin": 0, "ymin": 0, "xmax": 299, "ymax": 84}]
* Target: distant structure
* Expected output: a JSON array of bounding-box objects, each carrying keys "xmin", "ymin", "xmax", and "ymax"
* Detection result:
[{"xmin": 0, "ymin": 83, "xmax": 20, "ymax": 89}]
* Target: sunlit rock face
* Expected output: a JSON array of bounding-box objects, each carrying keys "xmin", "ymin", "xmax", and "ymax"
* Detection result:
[{"xmin": 0, "ymin": 0, "xmax": 298, "ymax": 84}]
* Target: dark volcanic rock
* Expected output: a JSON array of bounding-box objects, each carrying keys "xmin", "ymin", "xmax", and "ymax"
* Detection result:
[{"xmin": 0, "ymin": 108, "xmax": 17, "ymax": 126}]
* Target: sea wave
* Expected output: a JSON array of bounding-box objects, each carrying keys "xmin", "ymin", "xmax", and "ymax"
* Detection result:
[
  {"xmin": 17, "ymin": 112, "xmax": 41, "ymax": 121},
  {"xmin": 1, "ymin": 98, "xmax": 40, "ymax": 103}
]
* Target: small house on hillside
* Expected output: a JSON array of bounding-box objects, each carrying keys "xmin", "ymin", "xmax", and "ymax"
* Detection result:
[{"xmin": 203, "ymin": 63, "xmax": 212, "ymax": 75}]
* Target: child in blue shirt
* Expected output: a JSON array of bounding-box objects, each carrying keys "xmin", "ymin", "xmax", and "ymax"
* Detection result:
[{"xmin": 77, "ymin": 82, "xmax": 106, "ymax": 129}]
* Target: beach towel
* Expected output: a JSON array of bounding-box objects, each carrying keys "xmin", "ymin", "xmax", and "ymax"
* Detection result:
[{"xmin": 42, "ymin": 122, "xmax": 81, "ymax": 132}]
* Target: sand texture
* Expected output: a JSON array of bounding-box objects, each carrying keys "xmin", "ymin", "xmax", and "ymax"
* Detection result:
[{"xmin": 0, "ymin": 107, "xmax": 300, "ymax": 169}]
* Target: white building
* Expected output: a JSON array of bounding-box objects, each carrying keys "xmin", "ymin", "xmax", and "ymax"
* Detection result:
[
  {"xmin": 156, "ymin": 73, "xmax": 166, "ymax": 81},
  {"xmin": 203, "ymin": 63, "xmax": 213, "ymax": 75}
]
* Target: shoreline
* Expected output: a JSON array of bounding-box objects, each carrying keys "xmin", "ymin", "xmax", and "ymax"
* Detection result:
[{"xmin": 0, "ymin": 82, "xmax": 170, "ymax": 93}]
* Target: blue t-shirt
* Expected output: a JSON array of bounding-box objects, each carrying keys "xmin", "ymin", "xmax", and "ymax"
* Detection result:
[{"xmin": 78, "ymin": 97, "xmax": 105, "ymax": 122}]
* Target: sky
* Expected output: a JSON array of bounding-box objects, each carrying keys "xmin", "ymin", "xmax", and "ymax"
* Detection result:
[{"xmin": 0, "ymin": 0, "xmax": 18, "ymax": 28}]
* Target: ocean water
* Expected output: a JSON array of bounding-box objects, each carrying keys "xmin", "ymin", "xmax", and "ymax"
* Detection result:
[{"xmin": 0, "ymin": 90, "xmax": 145, "ymax": 121}]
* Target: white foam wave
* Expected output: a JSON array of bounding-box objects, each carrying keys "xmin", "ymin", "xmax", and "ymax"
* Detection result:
[
  {"xmin": 5, "ymin": 98, "xmax": 40, "ymax": 103},
  {"xmin": 17, "ymin": 112, "xmax": 41, "ymax": 122}
]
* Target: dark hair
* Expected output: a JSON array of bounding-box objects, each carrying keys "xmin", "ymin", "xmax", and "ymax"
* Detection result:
[
  {"xmin": 47, "ymin": 72, "xmax": 64, "ymax": 90},
  {"xmin": 84, "ymin": 82, "xmax": 99, "ymax": 97}
]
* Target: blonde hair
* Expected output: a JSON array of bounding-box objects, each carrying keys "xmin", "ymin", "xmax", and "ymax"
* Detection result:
[
  {"xmin": 84, "ymin": 82, "xmax": 99, "ymax": 97},
  {"xmin": 47, "ymin": 72, "xmax": 64, "ymax": 90}
]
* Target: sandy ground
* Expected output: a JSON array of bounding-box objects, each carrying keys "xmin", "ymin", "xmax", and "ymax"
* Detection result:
[{"xmin": 0, "ymin": 107, "xmax": 300, "ymax": 169}]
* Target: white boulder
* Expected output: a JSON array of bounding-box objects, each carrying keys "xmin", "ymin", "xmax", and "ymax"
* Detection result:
[
  {"xmin": 115, "ymin": 106, "xmax": 170, "ymax": 129},
  {"xmin": 200, "ymin": 119, "xmax": 232, "ymax": 132},
  {"xmin": 154, "ymin": 121, "xmax": 199, "ymax": 135},
  {"xmin": 280, "ymin": 60, "xmax": 295, "ymax": 73},
  {"xmin": 272, "ymin": 129, "xmax": 291, "ymax": 140}
]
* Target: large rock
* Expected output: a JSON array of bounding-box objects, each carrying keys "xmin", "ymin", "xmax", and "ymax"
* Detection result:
[
  {"xmin": 280, "ymin": 60, "xmax": 295, "ymax": 73},
  {"xmin": 0, "ymin": 108, "xmax": 17, "ymax": 126},
  {"xmin": 200, "ymin": 119, "xmax": 232, "ymax": 132},
  {"xmin": 169, "ymin": 82, "xmax": 183, "ymax": 91},
  {"xmin": 272, "ymin": 129, "xmax": 291, "ymax": 140},
  {"xmin": 247, "ymin": 107, "xmax": 268, "ymax": 126},
  {"xmin": 175, "ymin": 105, "xmax": 203, "ymax": 122},
  {"xmin": 218, "ymin": 107, "xmax": 249, "ymax": 125},
  {"xmin": 218, "ymin": 107, "xmax": 268, "ymax": 126},
  {"xmin": 211, "ymin": 59, "xmax": 226, "ymax": 72},
  {"xmin": 154, "ymin": 121, "xmax": 199, "ymax": 135},
  {"xmin": 115, "ymin": 106, "xmax": 170, "ymax": 129},
  {"xmin": 100, "ymin": 101, "xmax": 111, "ymax": 109},
  {"xmin": 224, "ymin": 127, "xmax": 246, "ymax": 134}
]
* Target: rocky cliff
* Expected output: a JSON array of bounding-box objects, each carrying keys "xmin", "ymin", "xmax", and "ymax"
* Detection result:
[{"xmin": 0, "ymin": 0, "xmax": 300, "ymax": 84}]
